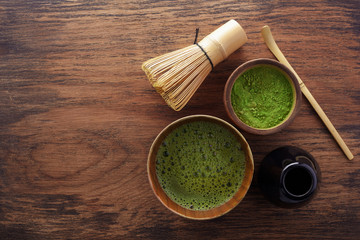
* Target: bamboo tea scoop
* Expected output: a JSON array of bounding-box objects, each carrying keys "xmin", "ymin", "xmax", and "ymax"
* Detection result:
[{"xmin": 261, "ymin": 25, "xmax": 354, "ymax": 160}]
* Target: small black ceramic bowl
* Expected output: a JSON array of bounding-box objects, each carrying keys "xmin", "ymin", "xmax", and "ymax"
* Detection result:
[{"xmin": 224, "ymin": 58, "xmax": 302, "ymax": 135}]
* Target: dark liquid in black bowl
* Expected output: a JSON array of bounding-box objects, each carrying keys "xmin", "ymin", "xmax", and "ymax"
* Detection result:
[
  {"xmin": 283, "ymin": 166, "xmax": 313, "ymax": 197},
  {"xmin": 258, "ymin": 146, "xmax": 321, "ymax": 208}
]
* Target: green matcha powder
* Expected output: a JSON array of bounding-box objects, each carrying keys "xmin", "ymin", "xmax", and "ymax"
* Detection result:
[
  {"xmin": 156, "ymin": 121, "xmax": 246, "ymax": 211},
  {"xmin": 231, "ymin": 65, "xmax": 294, "ymax": 129}
]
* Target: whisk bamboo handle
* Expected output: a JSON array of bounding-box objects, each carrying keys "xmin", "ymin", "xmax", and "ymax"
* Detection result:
[
  {"xmin": 261, "ymin": 25, "xmax": 354, "ymax": 160},
  {"xmin": 198, "ymin": 19, "xmax": 247, "ymax": 66}
]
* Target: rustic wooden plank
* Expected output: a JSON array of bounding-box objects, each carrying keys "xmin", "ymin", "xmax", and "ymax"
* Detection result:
[{"xmin": 0, "ymin": 0, "xmax": 359, "ymax": 239}]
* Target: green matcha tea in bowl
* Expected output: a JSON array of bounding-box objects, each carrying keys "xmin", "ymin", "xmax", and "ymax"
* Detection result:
[
  {"xmin": 224, "ymin": 58, "xmax": 301, "ymax": 135},
  {"xmin": 148, "ymin": 115, "xmax": 254, "ymax": 220}
]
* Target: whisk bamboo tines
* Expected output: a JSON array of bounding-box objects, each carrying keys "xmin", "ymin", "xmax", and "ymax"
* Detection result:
[{"xmin": 142, "ymin": 20, "xmax": 248, "ymax": 111}]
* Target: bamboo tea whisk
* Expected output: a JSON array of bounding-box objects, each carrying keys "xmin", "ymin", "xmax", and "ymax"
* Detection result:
[{"xmin": 142, "ymin": 20, "xmax": 247, "ymax": 111}]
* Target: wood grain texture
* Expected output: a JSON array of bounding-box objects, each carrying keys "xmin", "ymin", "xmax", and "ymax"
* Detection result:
[{"xmin": 0, "ymin": 0, "xmax": 359, "ymax": 239}]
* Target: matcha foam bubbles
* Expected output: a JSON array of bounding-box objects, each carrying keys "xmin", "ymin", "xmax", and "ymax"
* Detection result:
[{"xmin": 155, "ymin": 121, "xmax": 246, "ymax": 211}]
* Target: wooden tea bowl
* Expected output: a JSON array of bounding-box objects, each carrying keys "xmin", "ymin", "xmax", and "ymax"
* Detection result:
[
  {"xmin": 147, "ymin": 115, "xmax": 254, "ymax": 220},
  {"xmin": 224, "ymin": 58, "xmax": 302, "ymax": 135}
]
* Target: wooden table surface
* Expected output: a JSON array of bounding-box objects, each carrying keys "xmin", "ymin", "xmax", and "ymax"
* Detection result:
[{"xmin": 1, "ymin": 0, "xmax": 359, "ymax": 239}]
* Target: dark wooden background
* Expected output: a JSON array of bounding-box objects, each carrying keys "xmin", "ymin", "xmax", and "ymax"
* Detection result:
[{"xmin": 0, "ymin": 0, "xmax": 359, "ymax": 239}]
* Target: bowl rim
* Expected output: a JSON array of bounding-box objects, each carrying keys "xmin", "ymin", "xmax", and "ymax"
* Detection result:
[
  {"xmin": 223, "ymin": 58, "xmax": 302, "ymax": 135},
  {"xmin": 147, "ymin": 114, "xmax": 254, "ymax": 220}
]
